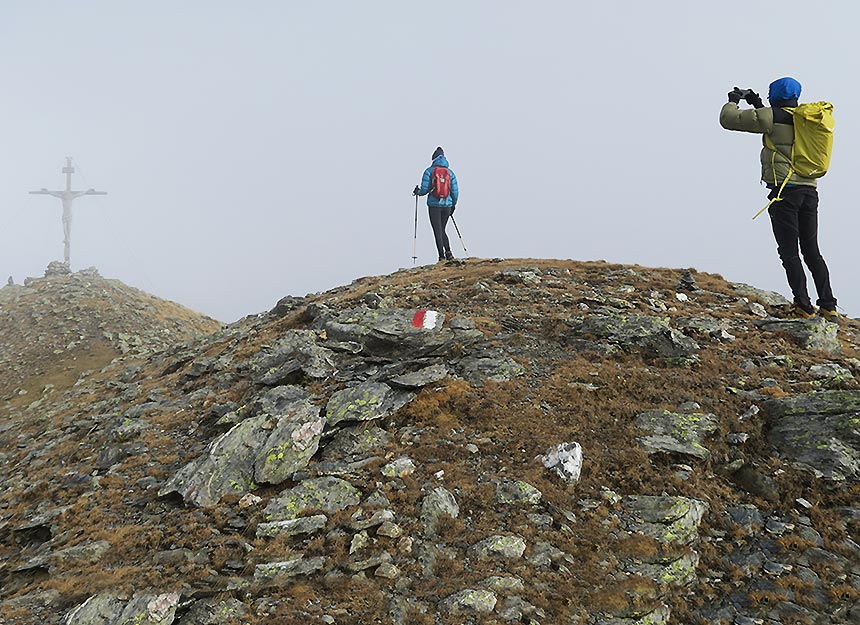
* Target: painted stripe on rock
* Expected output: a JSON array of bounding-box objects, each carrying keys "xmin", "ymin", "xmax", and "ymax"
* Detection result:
[{"xmin": 412, "ymin": 309, "xmax": 440, "ymax": 329}]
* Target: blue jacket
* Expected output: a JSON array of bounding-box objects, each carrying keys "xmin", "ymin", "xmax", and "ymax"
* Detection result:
[{"xmin": 417, "ymin": 155, "xmax": 459, "ymax": 208}]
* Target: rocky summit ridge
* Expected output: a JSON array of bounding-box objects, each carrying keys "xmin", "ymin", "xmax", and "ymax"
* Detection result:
[
  {"xmin": 0, "ymin": 262, "xmax": 220, "ymax": 405},
  {"xmin": 1, "ymin": 258, "xmax": 860, "ymax": 625}
]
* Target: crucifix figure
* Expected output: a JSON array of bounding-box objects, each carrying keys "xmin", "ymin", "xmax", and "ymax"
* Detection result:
[{"xmin": 29, "ymin": 157, "xmax": 107, "ymax": 266}]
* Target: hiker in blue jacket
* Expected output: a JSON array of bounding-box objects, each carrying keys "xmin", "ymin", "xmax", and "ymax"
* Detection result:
[{"xmin": 413, "ymin": 146, "xmax": 459, "ymax": 261}]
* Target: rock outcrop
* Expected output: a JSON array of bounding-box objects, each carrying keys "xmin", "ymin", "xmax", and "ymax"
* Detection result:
[{"xmin": 1, "ymin": 258, "xmax": 859, "ymax": 625}]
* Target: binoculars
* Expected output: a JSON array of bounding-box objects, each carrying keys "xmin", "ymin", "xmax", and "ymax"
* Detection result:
[{"xmin": 732, "ymin": 87, "xmax": 754, "ymax": 98}]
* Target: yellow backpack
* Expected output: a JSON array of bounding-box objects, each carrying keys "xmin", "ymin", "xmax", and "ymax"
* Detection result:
[{"xmin": 754, "ymin": 101, "xmax": 835, "ymax": 219}]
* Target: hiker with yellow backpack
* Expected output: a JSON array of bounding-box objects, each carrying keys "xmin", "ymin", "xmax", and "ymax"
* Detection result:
[{"xmin": 720, "ymin": 77, "xmax": 838, "ymax": 320}]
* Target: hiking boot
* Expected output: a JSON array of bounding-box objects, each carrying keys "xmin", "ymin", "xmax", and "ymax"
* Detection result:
[
  {"xmin": 789, "ymin": 303, "xmax": 816, "ymax": 319},
  {"xmin": 819, "ymin": 307, "xmax": 839, "ymax": 321},
  {"xmin": 444, "ymin": 251, "xmax": 454, "ymax": 261}
]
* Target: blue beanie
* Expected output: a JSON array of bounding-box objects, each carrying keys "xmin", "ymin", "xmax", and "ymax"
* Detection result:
[{"xmin": 768, "ymin": 77, "xmax": 802, "ymax": 102}]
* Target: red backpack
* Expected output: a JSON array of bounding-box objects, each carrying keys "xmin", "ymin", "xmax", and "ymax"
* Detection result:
[{"xmin": 430, "ymin": 167, "xmax": 451, "ymax": 199}]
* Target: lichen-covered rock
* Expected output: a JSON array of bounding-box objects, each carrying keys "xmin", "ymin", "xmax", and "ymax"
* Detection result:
[
  {"xmin": 349, "ymin": 508, "xmax": 395, "ymax": 531},
  {"xmin": 256, "ymin": 514, "xmax": 327, "ymax": 538},
  {"xmin": 566, "ymin": 314, "xmax": 699, "ymax": 360},
  {"xmin": 625, "ymin": 551, "xmax": 701, "ymax": 587},
  {"xmin": 482, "ymin": 575, "xmax": 525, "ymax": 593},
  {"xmin": 319, "ymin": 425, "xmax": 392, "ymax": 462},
  {"xmin": 419, "ymin": 487, "xmax": 459, "ymax": 537},
  {"xmin": 470, "ymin": 535, "xmax": 527, "ymax": 559},
  {"xmin": 159, "ymin": 397, "xmax": 324, "ymax": 506},
  {"xmin": 178, "ymin": 598, "xmax": 248, "ymax": 625},
  {"xmin": 620, "ymin": 496, "xmax": 709, "ymax": 545},
  {"xmin": 158, "ymin": 417, "xmax": 267, "ymax": 507},
  {"xmin": 732, "ymin": 283, "xmax": 791, "ymax": 306},
  {"xmin": 442, "ymin": 589, "xmax": 498, "ymax": 614},
  {"xmin": 375, "ymin": 562, "xmax": 400, "ymax": 578},
  {"xmin": 63, "ymin": 594, "xmax": 127, "ymax": 625},
  {"xmin": 254, "ymin": 556, "xmax": 326, "ymax": 580},
  {"xmin": 253, "ymin": 402, "xmax": 325, "ymax": 484},
  {"xmin": 455, "ymin": 349, "xmax": 525, "ymax": 385},
  {"xmin": 388, "ymin": 363, "xmax": 449, "ymax": 388},
  {"xmin": 64, "ymin": 592, "xmax": 180, "ymax": 625},
  {"xmin": 765, "ymin": 390, "xmax": 860, "ymax": 480},
  {"xmin": 675, "ymin": 316, "xmax": 736, "ymax": 342},
  {"xmin": 495, "ymin": 480, "xmax": 542, "ymax": 506},
  {"xmin": 325, "ymin": 382, "xmax": 414, "ymax": 427},
  {"xmin": 263, "ymin": 476, "xmax": 361, "ymax": 521},
  {"xmin": 311, "ymin": 307, "xmax": 464, "ymax": 357},
  {"xmin": 250, "ymin": 329, "xmax": 336, "ymax": 384},
  {"xmin": 756, "ymin": 317, "xmax": 841, "ymax": 355},
  {"xmin": 381, "ymin": 457, "xmax": 416, "ymax": 478},
  {"xmin": 635, "ymin": 409, "xmax": 719, "ymax": 460},
  {"xmin": 346, "ymin": 551, "xmax": 392, "ymax": 572}
]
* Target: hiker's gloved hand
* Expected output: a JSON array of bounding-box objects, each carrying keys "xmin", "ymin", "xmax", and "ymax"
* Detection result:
[
  {"xmin": 727, "ymin": 87, "xmax": 743, "ymax": 104},
  {"xmin": 745, "ymin": 90, "xmax": 764, "ymax": 109},
  {"xmin": 412, "ymin": 185, "xmax": 420, "ymax": 196}
]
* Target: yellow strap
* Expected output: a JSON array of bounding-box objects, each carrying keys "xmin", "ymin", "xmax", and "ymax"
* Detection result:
[{"xmin": 752, "ymin": 169, "xmax": 792, "ymax": 220}]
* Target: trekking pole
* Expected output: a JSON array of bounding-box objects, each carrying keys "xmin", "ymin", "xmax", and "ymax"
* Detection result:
[
  {"xmin": 451, "ymin": 215, "xmax": 469, "ymax": 257},
  {"xmin": 412, "ymin": 194, "xmax": 419, "ymax": 265}
]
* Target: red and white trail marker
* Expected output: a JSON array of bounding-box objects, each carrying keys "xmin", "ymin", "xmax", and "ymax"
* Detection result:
[{"xmin": 411, "ymin": 309, "xmax": 441, "ymax": 329}]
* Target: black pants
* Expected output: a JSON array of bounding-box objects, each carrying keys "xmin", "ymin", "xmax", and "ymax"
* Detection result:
[
  {"xmin": 428, "ymin": 206, "xmax": 453, "ymax": 259},
  {"xmin": 767, "ymin": 186, "xmax": 836, "ymax": 310}
]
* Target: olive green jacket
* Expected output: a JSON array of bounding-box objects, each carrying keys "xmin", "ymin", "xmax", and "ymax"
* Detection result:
[{"xmin": 719, "ymin": 102, "xmax": 816, "ymax": 188}]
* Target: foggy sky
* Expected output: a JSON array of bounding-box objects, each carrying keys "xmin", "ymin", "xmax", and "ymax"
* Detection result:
[{"xmin": 1, "ymin": 2, "xmax": 857, "ymax": 322}]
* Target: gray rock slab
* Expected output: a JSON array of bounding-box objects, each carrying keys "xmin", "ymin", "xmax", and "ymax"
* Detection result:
[
  {"xmin": 495, "ymin": 480, "xmax": 542, "ymax": 506},
  {"xmin": 65, "ymin": 592, "xmax": 180, "ymax": 625},
  {"xmin": 765, "ymin": 390, "xmax": 860, "ymax": 480},
  {"xmin": 567, "ymin": 314, "xmax": 699, "ymax": 360},
  {"xmin": 732, "ymin": 283, "xmax": 791, "ymax": 306},
  {"xmin": 470, "ymin": 535, "xmax": 527, "ymax": 559},
  {"xmin": 621, "ymin": 495, "xmax": 709, "ymax": 546},
  {"xmin": 250, "ymin": 329, "xmax": 336, "ymax": 384},
  {"xmin": 13, "ymin": 505, "xmax": 71, "ymax": 546},
  {"xmin": 256, "ymin": 514, "xmax": 328, "ymax": 538},
  {"xmin": 635, "ymin": 409, "xmax": 719, "ymax": 460},
  {"xmin": 755, "ymin": 317, "xmax": 840, "ymax": 355},
  {"xmin": 442, "ymin": 589, "xmax": 498, "ymax": 614},
  {"xmin": 325, "ymin": 381, "xmax": 414, "ymax": 427},
  {"xmin": 455, "ymin": 350, "xmax": 525, "ymax": 385},
  {"xmin": 674, "ymin": 316, "xmax": 736, "ymax": 341},
  {"xmin": 388, "ymin": 363, "xmax": 449, "ymax": 388},
  {"xmin": 251, "ymin": 385, "xmax": 310, "ymax": 415},
  {"xmin": 253, "ymin": 402, "xmax": 325, "ymax": 485},
  {"xmin": 312, "ymin": 307, "xmax": 462, "ymax": 357},
  {"xmin": 0, "ymin": 590, "xmax": 61, "ymax": 620},
  {"xmin": 254, "ymin": 556, "xmax": 327, "ymax": 580},
  {"xmin": 178, "ymin": 598, "xmax": 248, "ymax": 625},
  {"xmin": 624, "ymin": 551, "xmax": 700, "ymax": 588},
  {"xmin": 263, "ymin": 476, "xmax": 361, "ymax": 522},
  {"xmin": 420, "ymin": 487, "xmax": 459, "ymax": 537},
  {"xmin": 159, "ymin": 397, "xmax": 324, "ymax": 506},
  {"xmin": 319, "ymin": 425, "xmax": 392, "ymax": 462}
]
